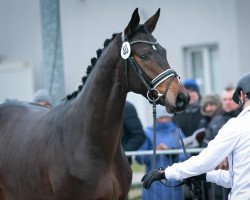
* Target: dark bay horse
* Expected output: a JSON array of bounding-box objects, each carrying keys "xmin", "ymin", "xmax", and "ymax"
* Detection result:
[{"xmin": 0, "ymin": 9, "xmax": 190, "ymax": 200}]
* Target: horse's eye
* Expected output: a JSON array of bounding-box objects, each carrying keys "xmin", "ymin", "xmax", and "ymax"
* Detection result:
[{"xmin": 140, "ymin": 54, "xmax": 149, "ymax": 61}]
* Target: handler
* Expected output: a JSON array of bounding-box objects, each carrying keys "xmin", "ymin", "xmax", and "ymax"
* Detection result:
[{"xmin": 141, "ymin": 72, "xmax": 250, "ymax": 200}]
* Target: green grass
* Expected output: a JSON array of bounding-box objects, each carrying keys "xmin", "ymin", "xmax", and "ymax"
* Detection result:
[
  {"xmin": 129, "ymin": 183, "xmax": 143, "ymax": 200},
  {"xmin": 131, "ymin": 161, "xmax": 145, "ymax": 172}
]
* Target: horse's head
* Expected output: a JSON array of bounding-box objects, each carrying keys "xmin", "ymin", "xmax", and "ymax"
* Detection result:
[{"xmin": 120, "ymin": 8, "xmax": 190, "ymax": 113}]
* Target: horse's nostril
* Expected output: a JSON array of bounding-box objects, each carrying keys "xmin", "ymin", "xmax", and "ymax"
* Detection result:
[{"xmin": 176, "ymin": 93, "xmax": 188, "ymax": 109}]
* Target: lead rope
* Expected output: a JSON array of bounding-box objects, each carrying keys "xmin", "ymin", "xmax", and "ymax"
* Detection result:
[
  {"xmin": 152, "ymin": 99, "xmax": 157, "ymax": 169},
  {"xmin": 172, "ymin": 116, "xmax": 189, "ymax": 158},
  {"xmin": 151, "ymin": 104, "xmax": 202, "ymax": 199},
  {"xmin": 157, "ymin": 115, "xmax": 202, "ymax": 199},
  {"xmin": 173, "ymin": 117, "xmax": 203, "ymax": 199},
  {"xmin": 151, "ymin": 104, "xmax": 186, "ymax": 188}
]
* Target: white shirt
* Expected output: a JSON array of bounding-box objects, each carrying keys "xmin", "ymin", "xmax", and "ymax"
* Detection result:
[{"xmin": 165, "ymin": 105, "xmax": 250, "ymax": 200}]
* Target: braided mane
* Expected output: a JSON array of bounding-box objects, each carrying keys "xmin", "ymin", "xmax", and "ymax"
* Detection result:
[
  {"xmin": 66, "ymin": 33, "xmax": 118, "ymax": 100},
  {"xmin": 65, "ymin": 25, "xmax": 147, "ymax": 100}
]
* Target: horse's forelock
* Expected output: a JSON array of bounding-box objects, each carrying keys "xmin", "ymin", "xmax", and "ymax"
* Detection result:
[{"xmin": 137, "ymin": 25, "xmax": 146, "ymax": 33}]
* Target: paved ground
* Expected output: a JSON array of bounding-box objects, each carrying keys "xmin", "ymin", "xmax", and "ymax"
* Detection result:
[{"xmin": 132, "ymin": 172, "xmax": 144, "ymax": 184}]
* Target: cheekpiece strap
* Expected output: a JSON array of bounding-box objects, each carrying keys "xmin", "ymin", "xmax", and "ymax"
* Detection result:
[{"xmin": 121, "ymin": 32, "xmax": 126, "ymax": 43}]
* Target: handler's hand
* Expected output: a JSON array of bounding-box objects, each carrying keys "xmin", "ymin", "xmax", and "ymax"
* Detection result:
[{"xmin": 141, "ymin": 167, "xmax": 166, "ymax": 189}]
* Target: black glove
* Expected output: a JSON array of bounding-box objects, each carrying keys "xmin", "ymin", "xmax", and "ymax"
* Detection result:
[{"xmin": 141, "ymin": 167, "xmax": 166, "ymax": 189}]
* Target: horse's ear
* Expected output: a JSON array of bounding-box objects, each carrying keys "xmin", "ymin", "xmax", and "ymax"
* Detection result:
[
  {"xmin": 144, "ymin": 8, "xmax": 160, "ymax": 33},
  {"xmin": 124, "ymin": 8, "xmax": 140, "ymax": 37}
]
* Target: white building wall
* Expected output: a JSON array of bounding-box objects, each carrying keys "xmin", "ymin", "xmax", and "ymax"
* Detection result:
[
  {"xmin": 60, "ymin": 0, "xmax": 240, "ymax": 91},
  {"xmin": 0, "ymin": 0, "xmax": 43, "ymax": 90},
  {"xmin": 236, "ymin": 0, "xmax": 250, "ymax": 75}
]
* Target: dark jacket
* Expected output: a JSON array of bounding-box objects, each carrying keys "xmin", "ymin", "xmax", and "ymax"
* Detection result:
[
  {"xmin": 122, "ymin": 101, "xmax": 145, "ymax": 163},
  {"xmin": 202, "ymin": 109, "xmax": 241, "ymax": 147},
  {"xmin": 175, "ymin": 102, "xmax": 208, "ymax": 137}
]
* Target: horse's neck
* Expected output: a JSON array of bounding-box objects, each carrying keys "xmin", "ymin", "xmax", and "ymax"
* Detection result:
[
  {"xmin": 69, "ymin": 36, "xmax": 126, "ymax": 153},
  {"xmin": 81, "ymin": 36, "xmax": 126, "ymax": 116}
]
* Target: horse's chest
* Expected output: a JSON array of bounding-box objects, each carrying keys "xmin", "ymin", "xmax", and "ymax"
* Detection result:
[
  {"xmin": 94, "ymin": 175, "xmax": 122, "ymax": 199},
  {"xmin": 92, "ymin": 168, "xmax": 132, "ymax": 200},
  {"xmin": 56, "ymin": 155, "xmax": 132, "ymax": 200},
  {"xmin": 94, "ymin": 158, "xmax": 132, "ymax": 199}
]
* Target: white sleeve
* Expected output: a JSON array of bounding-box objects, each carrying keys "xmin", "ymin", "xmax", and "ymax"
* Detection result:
[
  {"xmin": 206, "ymin": 170, "xmax": 232, "ymax": 188},
  {"xmin": 164, "ymin": 119, "xmax": 239, "ymax": 180}
]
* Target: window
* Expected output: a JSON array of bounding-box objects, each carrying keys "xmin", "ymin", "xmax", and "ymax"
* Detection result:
[{"xmin": 184, "ymin": 44, "xmax": 219, "ymax": 95}]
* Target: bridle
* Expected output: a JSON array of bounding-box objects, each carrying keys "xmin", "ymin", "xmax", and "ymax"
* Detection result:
[
  {"xmin": 121, "ymin": 31, "xmax": 179, "ymax": 169},
  {"xmin": 121, "ymin": 30, "xmax": 179, "ymax": 166},
  {"xmin": 121, "ymin": 32, "xmax": 202, "ymax": 199},
  {"xmin": 121, "ymin": 32, "xmax": 178, "ymax": 106}
]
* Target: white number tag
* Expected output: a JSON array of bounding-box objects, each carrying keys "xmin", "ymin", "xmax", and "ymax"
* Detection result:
[{"xmin": 121, "ymin": 42, "xmax": 131, "ymax": 59}]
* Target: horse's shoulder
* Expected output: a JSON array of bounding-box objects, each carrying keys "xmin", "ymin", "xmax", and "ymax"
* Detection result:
[
  {"xmin": 0, "ymin": 101, "xmax": 51, "ymax": 119},
  {"xmin": 0, "ymin": 100, "xmax": 24, "ymax": 110}
]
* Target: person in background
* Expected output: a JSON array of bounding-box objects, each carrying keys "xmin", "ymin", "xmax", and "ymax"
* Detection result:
[
  {"xmin": 199, "ymin": 94, "xmax": 223, "ymax": 200},
  {"xmin": 136, "ymin": 105, "xmax": 186, "ymax": 200},
  {"xmin": 202, "ymin": 86, "xmax": 240, "ymax": 147},
  {"xmin": 33, "ymin": 89, "xmax": 52, "ymax": 109},
  {"xmin": 183, "ymin": 94, "xmax": 222, "ymax": 148},
  {"xmin": 122, "ymin": 101, "xmax": 145, "ymax": 164},
  {"xmin": 175, "ymin": 79, "xmax": 207, "ymax": 137},
  {"xmin": 141, "ymin": 72, "xmax": 250, "ymax": 200},
  {"xmin": 201, "ymin": 94, "xmax": 222, "ymax": 123}
]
